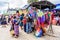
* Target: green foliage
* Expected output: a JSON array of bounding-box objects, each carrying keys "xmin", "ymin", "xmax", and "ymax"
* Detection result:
[{"xmin": 28, "ymin": 0, "xmax": 38, "ymax": 4}]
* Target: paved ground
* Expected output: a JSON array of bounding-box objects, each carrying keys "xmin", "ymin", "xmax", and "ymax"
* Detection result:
[{"xmin": 0, "ymin": 25, "xmax": 60, "ymax": 40}]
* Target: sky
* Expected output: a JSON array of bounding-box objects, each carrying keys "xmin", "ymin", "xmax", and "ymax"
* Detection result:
[
  {"xmin": 0, "ymin": 0, "xmax": 27, "ymax": 9},
  {"xmin": 0, "ymin": 0, "xmax": 60, "ymax": 10},
  {"xmin": 48, "ymin": 0, "xmax": 60, "ymax": 4}
]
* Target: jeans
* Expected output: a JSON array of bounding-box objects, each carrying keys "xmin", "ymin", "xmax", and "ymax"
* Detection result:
[{"xmin": 26, "ymin": 22, "xmax": 32, "ymax": 33}]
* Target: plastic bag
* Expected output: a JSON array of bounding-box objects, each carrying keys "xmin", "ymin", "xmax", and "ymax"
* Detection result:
[{"xmin": 10, "ymin": 30, "xmax": 14, "ymax": 35}]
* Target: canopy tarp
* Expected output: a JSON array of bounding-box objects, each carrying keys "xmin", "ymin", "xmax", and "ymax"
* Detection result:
[
  {"xmin": 44, "ymin": 8, "xmax": 49, "ymax": 10},
  {"xmin": 30, "ymin": 1, "xmax": 56, "ymax": 10}
]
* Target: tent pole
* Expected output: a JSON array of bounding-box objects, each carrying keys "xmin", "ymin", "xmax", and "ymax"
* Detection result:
[
  {"xmin": 40, "ymin": 5, "xmax": 41, "ymax": 10},
  {"xmin": 50, "ymin": 5, "xmax": 51, "ymax": 10}
]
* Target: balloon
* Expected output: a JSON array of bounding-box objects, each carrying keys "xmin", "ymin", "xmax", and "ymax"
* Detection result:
[
  {"xmin": 28, "ymin": 6, "xmax": 32, "ymax": 11},
  {"xmin": 38, "ymin": 17, "xmax": 41, "ymax": 23},
  {"xmin": 41, "ymin": 15, "xmax": 45, "ymax": 23},
  {"xmin": 28, "ymin": 13, "xmax": 32, "ymax": 17},
  {"xmin": 35, "ymin": 29, "xmax": 43, "ymax": 37},
  {"xmin": 29, "ymin": 9, "xmax": 34, "ymax": 14},
  {"xmin": 52, "ymin": 19, "xmax": 57, "ymax": 25},
  {"xmin": 28, "ymin": 6, "xmax": 34, "ymax": 14},
  {"xmin": 37, "ymin": 11, "xmax": 44, "ymax": 17},
  {"xmin": 32, "ymin": 11, "xmax": 37, "ymax": 18}
]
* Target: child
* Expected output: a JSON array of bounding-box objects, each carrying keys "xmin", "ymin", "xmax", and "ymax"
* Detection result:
[
  {"xmin": 19, "ymin": 13, "xmax": 24, "ymax": 30},
  {"xmin": 22, "ymin": 17, "xmax": 27, "ymax": 32}
]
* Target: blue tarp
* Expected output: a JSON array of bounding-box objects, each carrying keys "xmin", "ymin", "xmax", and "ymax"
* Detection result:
[{"xmin": 54, "ymin": 4, "xmax": 60, "ymax": 10}]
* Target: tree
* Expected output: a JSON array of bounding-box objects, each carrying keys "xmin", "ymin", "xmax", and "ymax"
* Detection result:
[{"xmin": 28, "ymin": 0, "xmax": 39, "ymax": 4}]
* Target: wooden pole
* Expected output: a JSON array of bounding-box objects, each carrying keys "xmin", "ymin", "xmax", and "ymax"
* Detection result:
[
  {"xmin": 47, "ymin": 5, "xmax": 54, "ymax": 34},
  {"xmin": 40, "ymin": 5, "xmax": 41, "ymax": 10}
]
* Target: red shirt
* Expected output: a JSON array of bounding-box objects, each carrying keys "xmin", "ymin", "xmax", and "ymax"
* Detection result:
[
  {"xmin": 22, "ymin": 17, "xmax": 26, "ymax": 24},
  {"xmin": 51, "ymin": 14, "xmax": 54, "ymax": 20}
]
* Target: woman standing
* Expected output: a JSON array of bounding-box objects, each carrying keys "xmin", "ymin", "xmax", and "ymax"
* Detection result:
[
  {"xmin": 13, "ymin": 16, "xmax": 19, "ymax": 38},
  {"xmin": 26, "ymin": 16, "xmax": 33, "ymax": 33}
]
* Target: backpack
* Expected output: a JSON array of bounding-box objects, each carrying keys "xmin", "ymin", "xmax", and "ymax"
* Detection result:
[{"xmin": 20, "ymin": 15, "xmax": 23, "ymax": 21}]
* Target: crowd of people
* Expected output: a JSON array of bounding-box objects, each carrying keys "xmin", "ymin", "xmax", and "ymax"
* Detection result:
[
  {"xmin": 0, "ymin": 15, "xmax": 7, "ymax": 25},
  {"xmin": 0, "ymin": 6, "xmax": 60, "ymax": 38},
  {"xmin": 8, "ymin": 10, "xmax": 53, "ymax": 38}
]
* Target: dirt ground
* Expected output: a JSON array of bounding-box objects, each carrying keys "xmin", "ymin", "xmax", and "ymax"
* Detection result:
[{"xmin": 0, "ymin": 25, "xmax": 60, "ymax": 40}]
